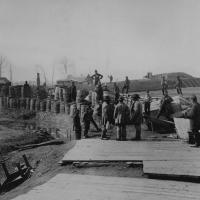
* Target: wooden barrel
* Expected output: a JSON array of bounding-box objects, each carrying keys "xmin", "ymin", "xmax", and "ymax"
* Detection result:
[
  {"xmin": 70, "ymin": 103, "xmax": 77, "ymax": 117},
  {"xmin": 51, "ymin": 101, "xmax": 55, "ymax": 112},
  {"xmin": 54, "ymin": 87, "xmax": 60, "ymax": 100},
  {"xmin": 9, "ymin": 86, "xmax": 15, "ymax": 98},
  {"xmin": 9, "ymin": 98, "xmax": 15, "ymax": 108},
  {"xmin": 40, "ymin": 101, "xmax": 46, "ymax": 112},
  {"xmin": 6, "ymin": 97, "xmax": 9, "ymax": 108},
  {"xmin": 26, "ymin": 98, "xmax": 30, "ymax": 110},
  {"xmin": 20, "ymin": 98, "xmax": 26, "ymax": 109},
  {"xmin": 13, "ymin": 98, "xmax": 17, "ymax": 109},
  {"xmin": 59, "ymin": 88, "xmax": 64, "ymax": 101},
  {"xmin": 91, "ymin": 91, "xmax": 97, "ymax": 106},
  {"xmin": 14, "ymin": 85, "xmax": 22, "ymax": 98},
  {"xmin": 65, "ymin": 87, "xmax": 71, "ymax": 103},
  {"xmin": 46, "ymin": 99, "xmax": 51, "ymax": 112},
  {"xmin": 30, "ymin": 99, "xmax": 36, "ymax": 111},
  {"xmin": 8, "ymin": 98, "xmax": 11, "ymax": 108},
  {"xmin": 0, "ymin": 97, "xmax": 3, "ymax": 111},
  {"xmin": 54, "ymin": 101, "xmax": 60, "ymax": 113},
  {"xmin": 76, "ymin": 90, "xmax": 81, "ymax": 103},
  {"xmin": 65, "ymin": 103, "xmax": 70, "ymax": 115},
  {"xmin": 2, "ymin": 97, "xmax": 7, "ymax": 108},
  {"xmin": 60, "ymin": 101, "xmax": 65, "ymax": 113},
  {"xmin": 35, "ymin": 99, "xmax": 40, "ymax": 111}
]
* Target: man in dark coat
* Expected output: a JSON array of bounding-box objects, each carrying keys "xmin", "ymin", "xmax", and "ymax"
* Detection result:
[
  {"xmin": 157, "ymin": 91, "xmax": 173, "ymax": 120},
  {"xmin": 114, "ymin": 96, "xmax": 130, "ymax": 141},
  {"xmin": 73, "ymin": 108, "xmax": 82, "ymax": 140},
  {"xmin": 95, "ymin": 82, "xmax": 103, "ymax": 102},
  {"xmin": 130, "ymin": 94, "xmax": 143, "ymax": 140},
  {"xmin": 184, "ymin": 95, "xmax": 200, "ymax": 147}
]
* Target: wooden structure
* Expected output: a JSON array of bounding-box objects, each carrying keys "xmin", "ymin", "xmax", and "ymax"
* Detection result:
[
  {"xmin": 62, "ymin": 139, "xmax": 200, "ymax": 179},
  {"xmin": 11, "ymin": 173, "xmax": 200, "ymax": 200},
  {"xmin": 0, "ymin": 154, "xmax": 32, "ymax": 193}
]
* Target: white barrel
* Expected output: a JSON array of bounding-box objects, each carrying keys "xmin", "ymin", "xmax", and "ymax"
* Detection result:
[
  {"xmin": 103, "ymin": 90, "xmax": 109, "ymax": 97},
  {"xmin": 54, "ymin": 87, "xmax": 60, "ymax": 100},
  {"xmin": 30, "ymin": 99, "xmax": 36, "ymax": 111},
  {"xmin": 76, "ymin": 90, "xmax": 81, "ymax": 103},
  {"xmin": 60, "ymin": 101, "xmax": 65, "ymax": 113},
  {"xmin": 70, "ymin": 103, "xmax": 77, "ymax": 117},
  {"xmin": 65, "ymin": 103, "xmax": 70, "ymax": 115}
]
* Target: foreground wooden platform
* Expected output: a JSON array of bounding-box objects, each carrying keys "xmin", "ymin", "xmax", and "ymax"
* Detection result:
[
  {"xmin": 12, "ymin": 173, "xmax": 200, "ymax": 200},
  {"xmin": 62, "ymin": 139, "xmax": 200, "ymax": 163},
  {"xmin": 143, "ymin": 160, "xmax": 200, "ymax": 178},
  {"xmin": 62, "ymin": 139, "xmax": 200, "ymax": 178}
]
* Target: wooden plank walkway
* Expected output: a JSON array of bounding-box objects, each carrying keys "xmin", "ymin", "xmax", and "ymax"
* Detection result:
[
  {"xmin": 12, "ymin": 174, "xmax": 200, "ymax": 200},
  {"xmin": 62, "ymin": 139, "xmax": 200, "ymax": 163},
  {"xmin": 143, "ymin": 160, "xmax": 200, "ymax": 178}
]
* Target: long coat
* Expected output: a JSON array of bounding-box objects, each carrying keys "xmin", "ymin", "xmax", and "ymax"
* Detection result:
[
  {"xmin": 114, "ymin": 102, "xmax": 130, "ymax": 125},
  {"xmin": 185, "ymin": 102, "xmax": 200, "ymax": 130},
  {"xmin": 130, "ymin": 100, "xmax": 143, "ymax": 125}
]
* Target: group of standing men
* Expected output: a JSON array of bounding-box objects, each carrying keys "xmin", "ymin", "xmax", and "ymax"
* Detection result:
[
  {"xmin": 74, "ymin": 71, "xmax": 200, "ymax": 147},
  {"xmin": 114, "ymin": 94, "xmax": 143, "ymax": 141}
]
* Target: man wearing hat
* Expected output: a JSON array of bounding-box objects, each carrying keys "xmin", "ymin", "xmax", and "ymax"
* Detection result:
[
  {"xmin": 184, "ymin": 94, "xmax": 200, "ymax": 147},
  {"xmin": 114, "ymin": 96, "xmax": 130, "ymax": 141},
  {"xmin": 130, "ymin": 94, "xmax": 143, "ymax": 140}
]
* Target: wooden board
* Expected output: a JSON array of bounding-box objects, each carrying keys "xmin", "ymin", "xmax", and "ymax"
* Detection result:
[
  {"xmin": 62, "ymin": 139, "xmax": 200, "ymax": 163},
  {"xmin": 12, "ymin": 174, "xmax": 200, "ymax": 200},
  {"xmin": 144, "ymin": 160, "xmax": 200, "ymax": 178},
  {"xmin": 174, "ymin": 118, "xmax": 191, "ymax": 140}
]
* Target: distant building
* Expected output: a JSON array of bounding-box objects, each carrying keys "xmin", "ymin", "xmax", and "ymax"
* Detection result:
[{"xmin": 56, "ymin": 75, "xmax": 86, "ymax": 86}]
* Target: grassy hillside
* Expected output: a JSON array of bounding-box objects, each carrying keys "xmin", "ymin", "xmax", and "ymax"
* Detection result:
[{"xmin": 76, "ymin": 72, "xmax": 200, "ymax": 93}]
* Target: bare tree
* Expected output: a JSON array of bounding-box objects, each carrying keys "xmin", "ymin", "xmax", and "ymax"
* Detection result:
[
  {"xmin": 0, "ymin": 55, "xmax": 6, "ymax": 77},
  {"xmin": 9, "ymin": 63, "xmax": 13, "ymax": 83}
]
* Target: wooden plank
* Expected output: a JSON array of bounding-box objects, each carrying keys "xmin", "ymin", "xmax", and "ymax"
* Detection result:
[
  {"xmin": 174, "ymin": 118, "xmax": 191, "ymax": 140},
  {"xmin": 144, "ymin": 160, "xmax": 200, "ymax": 178},
  {"xmin": 62, "ymin": 139, "xmax": 200, "ymax": 163},
  {"xmin": 12, "ymin": 174, "xmax": 200, "ymax": 200}
]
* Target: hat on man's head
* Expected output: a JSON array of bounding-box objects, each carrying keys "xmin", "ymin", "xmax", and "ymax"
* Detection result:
[
  {"xmin": 132, "ymin": 94, "xmax": 140, "ymax": 100},
  {"xmin": 118, "ymin": 96, "xmax": 124, "ymax": 101},
  {"xmin": 191, "ymin": 94, "xmax": 197, "ymax": 101}
]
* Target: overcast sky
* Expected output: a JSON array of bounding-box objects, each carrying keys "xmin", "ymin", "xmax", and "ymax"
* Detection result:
[{"xmin": 0, "ymin": 0, "xmax": 200, "ymax": 83}]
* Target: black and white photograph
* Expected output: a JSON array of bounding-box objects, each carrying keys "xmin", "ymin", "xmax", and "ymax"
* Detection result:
[{"xmin": 0, "ymin": 0, "xmax": 200, "ymax": 199}]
